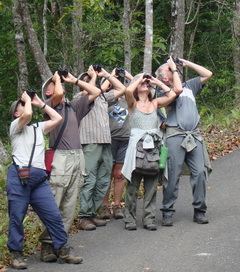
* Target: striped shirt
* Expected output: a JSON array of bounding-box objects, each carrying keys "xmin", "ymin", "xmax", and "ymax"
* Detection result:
[{"xmin": 80, "ymin": 91, "xmax": 115, "ymax": 144}]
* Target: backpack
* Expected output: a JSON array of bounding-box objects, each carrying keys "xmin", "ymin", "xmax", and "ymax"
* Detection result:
[{"xmin": 135, "ymin": 139, "xmax": 160, "ymax": 176}]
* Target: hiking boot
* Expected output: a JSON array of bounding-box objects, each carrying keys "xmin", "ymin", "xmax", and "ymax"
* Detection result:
[
  {"xmin": 11, "ymin": 251, "xmax": 27, "ymax": 270},
  {"xmin": 90, "ymin": 216, "xmax": 107, "ymax": 227},
  {"xmin": 125, "ymin": 222, "xmax": 137, "ymax": 230},
  {"xmin": 162, "ymin": 214, "xmax": 173, "ymax": 227},
  {"xmin": 57, "ymin": 246, "xmax": 83, "ymax": 264},
  {"xmin": 99, "ymin": 206, "xmax": 111, "ymax": 219},
  {"xmin": 113, "ymin": 205, "xmax": 124, "ymax": 219},
  {"xmin": 40, "ymin": 242, "xmax": 57, "ymax": 262},
  {"xmin": 77, "ymin": 218, "xmax": 96, "ymax": 231},
  {"xmin": 144, "ymin": 223, "xmax": 157, "ymax": 231},
  {"xmin": 193, "ymin": 210, "xmax": 209, "ymax": 224}
]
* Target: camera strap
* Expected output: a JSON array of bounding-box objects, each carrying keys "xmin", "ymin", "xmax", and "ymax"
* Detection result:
[{"xmin": 52, "ymin": 103, "xmax": 68, "ymax": 150}]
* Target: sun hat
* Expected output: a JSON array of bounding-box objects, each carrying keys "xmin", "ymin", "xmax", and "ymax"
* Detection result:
[
  {"xmin": 130, "ymin": 73, "xmax": 156, "ymax": 97},
  {"xmin": 76, "ymin": 72, "xmax": 92, "ymax": 92},
  {"xmin": 9, "ymin": 99, "xmax": 22, "ymax": 120},
  {"xmin": 42, "ymin": 76, "xmax": 53, "ymax": 101},
  {"xmin": 77, "ymin": 72, "xmax": 89, "ymax": 81}
]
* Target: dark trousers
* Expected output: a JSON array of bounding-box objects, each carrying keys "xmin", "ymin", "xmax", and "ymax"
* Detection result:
[{"xmin": 7, "ymin": 165, "xmax": 67, "ymax": 252}]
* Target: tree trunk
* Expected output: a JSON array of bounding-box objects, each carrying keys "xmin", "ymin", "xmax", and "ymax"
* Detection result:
[
  {"xmin": 123, "ymin": 0, "xmax": 132, "ymax": 74},
  {"xmin": 232, "ymin": 0, "xmax": 240, "ymax": 103},
  {"xmin": 170, "ymin": 0, "xmax": 185, "ymax": 59},
  {"xmin": 43, "ymin": 0, "xmax": 48, "ymax": 57},
  {"xmin": 72, "ymin": 1, "xmax": 84, "ymax": 95},
  {"xmin": 12, "ymin": 0, "xmax": 29, "ymax": 95},
  {"xmin": 143, "ymin": 0, "xmax": 153, "ymax": 74},
  {"xmin": 19, "ymin": 0, "xmax": 53, "ymax": 82}
]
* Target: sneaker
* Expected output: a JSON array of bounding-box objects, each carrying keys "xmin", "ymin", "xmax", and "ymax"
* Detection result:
[
  {"xmin": 125, "ymin": 222, "xmax": 137, "ymax": 230},
  {"xmin": 99, "ymin": 206, "xmax": 111, "ymax": 219},
  {"xmin": 144, "ymin": 223, "xmax": 157, "ymax": 231},
  {"xmin": 77, "ymin": 218, "xmax": 96, "ymax": 231},
  {"xmin": 41, "ymin": 242, "xmax": 57, "ymax": 262},
  {"xmin": 11, "ymin": 251, "xmax": 27, "ymax": 269},
  {"xmin": 113, "ymin": 205, "xmax": 124, "ymax": 219},
  {"xmin": 193, "ymin": 210, "xmax": 209, "ymax": 224},
  {"xmin": 57, "ymin": 246, "xmax": 83, "ymax": 264},
  {"xmin": 162, "ymin": 214, "xmax": 173, "ymax": 227},
  {"xmin": 90, "ymin": 216, "xmax": 107, "ymax": 227}
]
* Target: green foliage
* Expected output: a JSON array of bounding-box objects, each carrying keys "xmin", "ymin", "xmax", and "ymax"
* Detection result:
[
  {"xmin": 0, "ymin": 0, "xmax": 239, "ymax": 138},
  {"xmin": 0, "ymin": 164, "xmax": 9, "ymax": 265},
  {"xmin": 200, "ymin": 105, "xmax": 240, "ymax": 132}
]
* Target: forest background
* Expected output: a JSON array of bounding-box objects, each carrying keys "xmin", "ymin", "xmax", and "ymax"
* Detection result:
[{"xmin": 0, "ymin": 0, "xmax": 239, "ymax": 269}]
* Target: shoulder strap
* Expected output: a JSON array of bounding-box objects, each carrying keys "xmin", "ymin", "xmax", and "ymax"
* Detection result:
[
  {"xmin": 52, "ymin": 103, "xmax": 68, "ymax": 150},
  {"xmin": 28, "ymin": 124, "xmax": 37, "ymax": 167}
]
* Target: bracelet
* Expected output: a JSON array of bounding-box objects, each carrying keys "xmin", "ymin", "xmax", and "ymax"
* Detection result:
[
  {"xmin": 75, "ymin": 79, "xmax": 79, "ymax": 85},
  {"xmin": 105, "ymin": 74, "xmax": 111, "ymax": 80},
  {"xmin": 171, "ymin": 70, "xmax": 178, "ymax": 74},
  {"xmin": 41, "ymin": 103, "xmax": 47, "ymax": 110}
]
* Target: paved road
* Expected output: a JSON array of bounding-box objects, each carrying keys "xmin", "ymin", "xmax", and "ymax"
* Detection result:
[{"xmin": 7, "ymin": 149, "xmax": 240, "ymax": 272}]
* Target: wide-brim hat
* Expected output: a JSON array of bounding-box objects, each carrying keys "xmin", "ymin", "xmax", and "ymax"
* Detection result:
[
  {"xmin": 130, "ymin": 74, "xmax": 156, "ymax": 97},
  {"xmin": 42, "ymin": 76, "xmax": 53, "ymax": 101},
  {"xmin": 77, "ymin": 72, "xmax": 89, "ymax": 81},
  {"xmin": 9, "ymin": 99, "xmax": 22, "ymax": 120},
  {"xmin": 76, "ymin": 72, "xmax": 90, "ymax": 92}
]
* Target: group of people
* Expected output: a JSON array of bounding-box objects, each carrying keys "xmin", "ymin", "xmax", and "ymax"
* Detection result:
[{"xmin": 6, "ymin": 56, "xmax": 213, "ymax": 269}]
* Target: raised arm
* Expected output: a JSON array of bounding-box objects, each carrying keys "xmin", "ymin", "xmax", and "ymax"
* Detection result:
[
  {"xmin": 125, "ymin": 73, "xmax": 144, "ymax": 112},
  {"xmin": 51, "ymin": 71, "xmax": 64, "ymax": 108},
  {"xmin": 179, "ymin": 58, "xmax": 213, "ymax": 85},
  {"xmin": 31, "ymin": 94, "xmax": 62, "ymax": 134},
  {"xmin": 167, "ymin": 57, "xmax": 183, "ymax": 95},
  {"xmin": 98, "ymin": 68, "xmax": 126, "ymax": 99},
  {"xmin": 17, "ymin": 92, "xmax": 33, "ymax": 130},
  {"xmin": 87, "ymin": 65, "xmax": 97, "ymax": 87},
  {"xmin": 63, "ymin": 71, "xmax": 101, "ymax": 103}
]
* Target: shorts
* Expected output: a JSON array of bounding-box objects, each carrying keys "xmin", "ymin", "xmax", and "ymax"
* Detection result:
[{"xmin": 111, "ymin": 139, "xmax": 129, "ymax": 164}]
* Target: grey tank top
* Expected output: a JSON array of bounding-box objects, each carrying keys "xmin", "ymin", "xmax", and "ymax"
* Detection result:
[{"xmin": 129, "ymin": 107, "xmax": 159, "ymax": 130}]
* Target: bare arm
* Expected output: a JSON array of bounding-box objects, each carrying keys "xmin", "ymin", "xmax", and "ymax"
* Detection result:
[
  {"xmin": 98, "ymin": 68, "xmax": 126, "ymax": 99},
  {"xmin": 51, "ymin": 71, "xmax": 64, "ymax": 108},
  {"xmin": 125, "ymin": 70, "xmax": 134, "ymax": 81},
  {"xmin": 31, "ymin": 94, "xmax": 62, "ymax": 134},
  {"xmin": 125, "ymin": 73, "xmax": 144, "ymax": 112},
  {"xmin": 63, "ymin": 72, "xmax": 101, "ymax": 103},
  {"xmin": 147, "ymin": 76, "xmax": 177, "ymax": 108},
  {"xmin": 153, "ymin": 89, "xmax": 177, "ymax": 108},
  {"xmin": 167, "ymin": 56, "xmax": 183, "ymax": 95},
  {"xmin": 18, "ymin": 92, "xmax": 33, "ymax": 130},
  {"xmin": 87, "ymin": 65, "xmax": 97, "ymax": 86},
  {"xmin": 179, "ymin": 58, "xmax": 213, "ymax": 85}
]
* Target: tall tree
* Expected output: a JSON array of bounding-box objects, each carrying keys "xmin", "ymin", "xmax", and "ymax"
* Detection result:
[
  {"xmin": 169, "ymin": 0, "xmax": 185, "ymax": 59},
  {"xmin": 43, "ymin": 0, "xmax": 48, "ymax": 57},
  {"xmin": 12, "ymin": 0, "xmax": 28, "ymax": 94},
  {"xmin": 18, "ymin": 0, "xmax": 52, "ymax": 81},
  {"xmin": 123, "ymin": 0, "xmax": 132, "ymax": 74},
  {"xmin": 72, "ymin": 0, "xmax": 84, "ymax": 94},
  {"xmin": 143, "ymin": 0, "xmax": 153, "ymax": 73}
]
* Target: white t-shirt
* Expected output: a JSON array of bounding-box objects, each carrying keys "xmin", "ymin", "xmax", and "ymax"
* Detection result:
[{"xmin": 10, "ymin": 119, "xmax": 46, "ymax": 169}]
